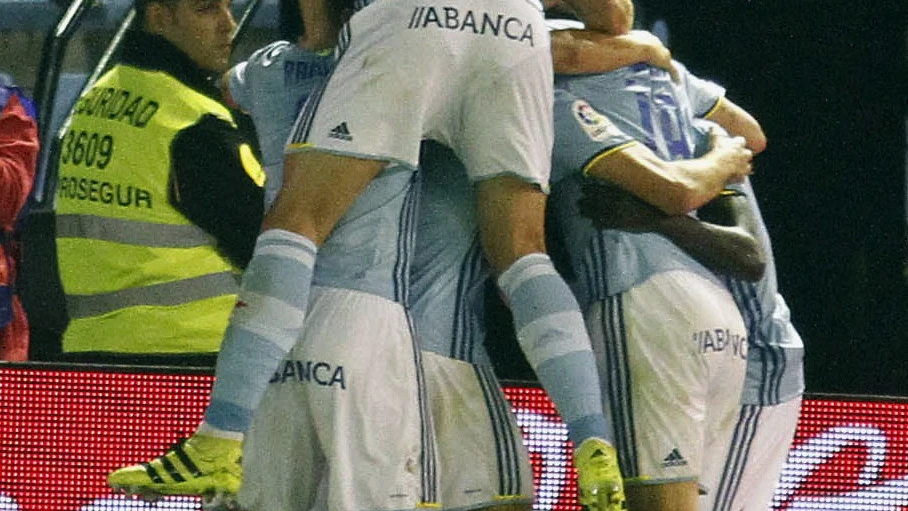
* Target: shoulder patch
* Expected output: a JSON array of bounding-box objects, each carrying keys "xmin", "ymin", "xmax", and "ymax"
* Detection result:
[
  {"xmin": 257, "ymin": 41, "xmax": 293, "ymax": 68},
  {"xmin": 238, "ymin": 144, "xmax": 266, "ymax": 187},
  {"xmin": 571, "ymin": 99, "xmax": 623, "ymax": 142}
]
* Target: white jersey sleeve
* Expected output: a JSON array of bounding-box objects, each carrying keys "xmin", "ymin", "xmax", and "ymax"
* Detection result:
[{"xmin": 227, "ymin": 60, "xmax": 252, "ymax": 112}]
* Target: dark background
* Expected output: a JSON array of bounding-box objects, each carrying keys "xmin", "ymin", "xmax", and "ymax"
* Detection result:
[{"xmin": 491, "ymin": 1, "xmax": 908, "ymax": 396}]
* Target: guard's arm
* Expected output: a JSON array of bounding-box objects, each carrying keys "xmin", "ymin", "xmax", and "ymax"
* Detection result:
[{"xmin": 169, "ymin": 114, "xmax": 265, "ymax": 269}]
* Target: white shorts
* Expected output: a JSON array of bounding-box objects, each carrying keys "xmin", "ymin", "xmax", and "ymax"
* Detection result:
[
  {"xmin": 707, "ymin": 397, "xmax": 802, "ymax": 511},
  {"xmin": 238, "ymin": 287, "xmax": 438, "ymax": 511},
  {"xmin": 585, "ymin": 270, "xmax": 747, "ymax": 487},
  {"xmin": 286, "ymin": 0, "xmax": 553, "ymax": 188},
  {"xmin": 422, "ymin": 351, "xmax": 534, "ymax": 509}
]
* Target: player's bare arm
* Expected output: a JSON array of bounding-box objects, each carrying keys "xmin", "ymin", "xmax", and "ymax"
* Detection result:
[
  {"xmin": 297, "ymin": 0, "xmax": 347, "ymax": 50},
  {"xmin": 583, "ymin": 130, "xmax": 753, "ymax": 215},
  {"xmin": 560, "ymin": 0, "xmax": 632, "ymax": 35},
  {"xmin": 658, "ymin": 204, "xmax": 766, "ymax": 282},
  {"xmin": 705, "ymin": 97, "xmax": 767, "ymax": 154},
  {"xmin": 579, "ymin": 183, "xmax": 766, "ymax": 281},
  {"xmin": 551, "ymin": 29, "xmax": 678, "ymax": 80}
]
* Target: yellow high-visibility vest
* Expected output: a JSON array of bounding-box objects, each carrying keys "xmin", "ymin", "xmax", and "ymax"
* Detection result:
[{"xmin": 55, "ymin": 64, "xmax": 264, "ymax": 354}]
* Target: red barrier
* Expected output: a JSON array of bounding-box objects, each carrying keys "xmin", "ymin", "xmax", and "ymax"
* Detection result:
[{"xmin": 1, "ymin": 365, "xmax": 906, "ymax": 511}]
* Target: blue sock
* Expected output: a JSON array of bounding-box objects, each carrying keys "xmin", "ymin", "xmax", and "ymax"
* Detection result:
[
  {"xmin": 205, "ymin": 229, "xmax": 317, "ymax": 433},
  {"xmin": 498, "ymin": 253, "xmax": 612, "ymax": 447}
]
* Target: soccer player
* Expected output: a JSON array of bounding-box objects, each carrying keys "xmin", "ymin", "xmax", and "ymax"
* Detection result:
[
  {"xmin": 406, "ymin": 140, "xmax": 538, "ymax": 511},
  {"xmin": 544, "ymin": 10, "xmax": 756, "ymax": 511},
  {"xmin": 547, "ymin": 12, "xmax": 801, "ymax": 509},
  {"xmin": 220, "ymin": 0, "xmax": 335, "ymax": 210},
  {"xmin": 399, "ymin": 9, "xmax": 748, "ymax": 511},
  {"xmin": 218, "ymin": 7, "xmax": 436, "ymax": 509},
  {"xmin": 410, "ymin": 131, "xmax": 752, "ymax": 511},
  {"xmin": 578, "ymin": 121, "xmax": 803, "ymax": 511},
  {"xmin": 222, "ymin": 0, "xmax": 334, "ymax": 210},
  {"xmin": 109, "ymin": 0, "xmax": 639, "ymax": 509},
  {"xmin": 699, "ymin": 140, "xmax": 804, "ymax": 511}
]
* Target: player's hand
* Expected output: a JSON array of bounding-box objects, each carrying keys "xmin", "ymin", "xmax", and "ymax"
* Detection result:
[
  {"xmin": 708, "ymin": 130, "xmax": 753, "ymax": 184},
  {"xmin": 627, "ymin": 30, "xmax": 679, "ymax": 82},
  {"xmin": 579, "ymin": 181, "xmax": 667, "ymax": 232}
]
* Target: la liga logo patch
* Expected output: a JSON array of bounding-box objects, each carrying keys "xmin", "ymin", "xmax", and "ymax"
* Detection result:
[{"xmin": 571, "ymin": 99, "xmax": 621, "ymax": 142}]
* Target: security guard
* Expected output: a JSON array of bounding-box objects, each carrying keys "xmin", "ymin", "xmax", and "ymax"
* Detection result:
[{"xmin": 55, "ymin": 0, "xmax": 265, "ymax": 362}]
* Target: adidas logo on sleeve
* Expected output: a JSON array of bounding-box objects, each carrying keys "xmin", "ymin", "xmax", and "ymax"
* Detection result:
[{"xmin": 328, "ymin": 122, "xmax": 353, "ymax": 141}]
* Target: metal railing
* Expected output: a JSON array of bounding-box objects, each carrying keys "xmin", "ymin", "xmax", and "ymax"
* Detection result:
[{"xmin": 31, "ymin": 0, "xmax": 96, "ymax": 207}]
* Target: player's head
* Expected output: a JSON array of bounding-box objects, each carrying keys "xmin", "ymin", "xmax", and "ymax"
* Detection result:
[
  {"xmin": 543, "ymin": 0, "xmax": 580, "ymax": 21},
  {"xmin": 557, "ymin": 0, "xmax": 634, "ymax": 35},
  {"xmin": 279, "ymin": 0, "xmax": 304, "ymax": 42},
  {"xmin": 291, "ymin": 0, "xmax": 355, "ymax": 50},
  {"xmin": 136, "ymin": 0, "xmax": 236, "ymax": 73}
]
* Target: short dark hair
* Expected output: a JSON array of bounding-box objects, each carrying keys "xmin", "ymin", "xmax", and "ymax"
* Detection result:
[
  {"xmin": 279, "ymin": 0, "xmax": 304, "ymax": 41},
  {"xmin": 281, "ymin": 0, "xmax": 357, "ymax": 43},
  {"xmin": 134, "ymin": 0, "xmax": 178, "ymax": 28},
  {"xmin": 544, "ymin": 3, "xmax": 579, "ymax": 22}
]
